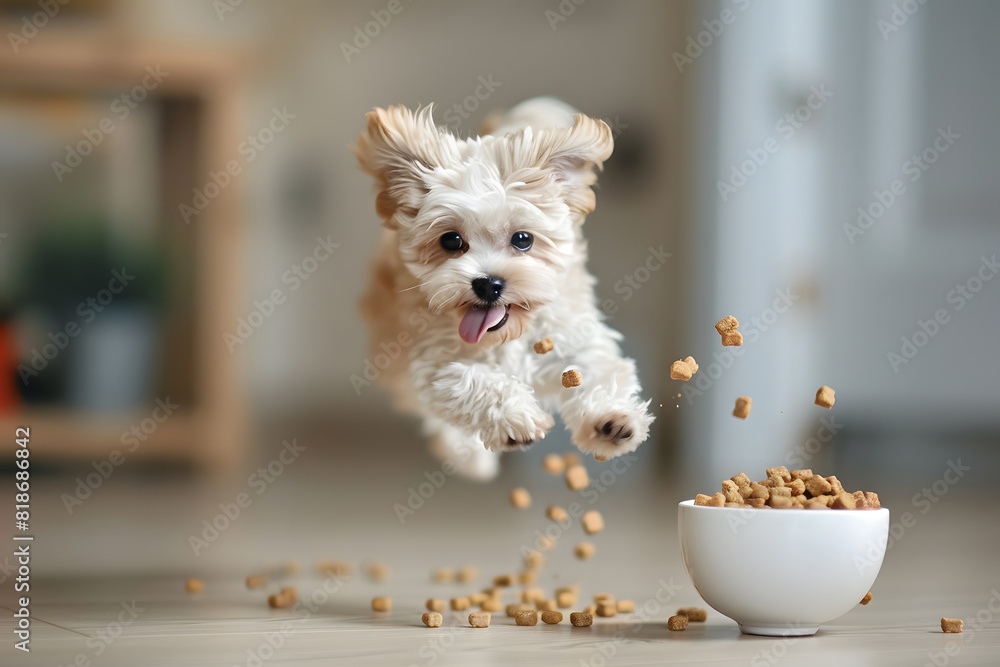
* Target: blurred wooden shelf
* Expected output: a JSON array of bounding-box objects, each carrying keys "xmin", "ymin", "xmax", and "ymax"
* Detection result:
[
  {"xmin": 0, "ymin": 34, "xmax": 249, "ymax": 471},
  {"xmin": 0, "ymin": 409, "xmax": 226, "ymax": 466}
]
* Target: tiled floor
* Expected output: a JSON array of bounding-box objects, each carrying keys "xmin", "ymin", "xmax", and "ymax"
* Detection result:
[{"xmin": 2, "ymin": 421, "xmax": 998, "ymax": 665}]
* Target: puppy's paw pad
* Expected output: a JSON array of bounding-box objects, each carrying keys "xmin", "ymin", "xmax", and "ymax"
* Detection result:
[{"xmin": 594, "ymin": 413, "xmax": 637, "ymax": 445}]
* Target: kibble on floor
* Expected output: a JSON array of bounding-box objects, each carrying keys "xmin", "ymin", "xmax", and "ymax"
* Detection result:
[
  {"xmin": 668, "ymin": 615, "xmax": 689, "ymax": 631},
  {"xmin": 422, "ymin": 612, "xmax": 443, "ymax": 628},
  {"xmin": 570, "ymin": 612, "xmax": 594, "ymax": 627},
  {"xmin": 469, "ymin": 612, "xmax": 491, "ymax": 628}
]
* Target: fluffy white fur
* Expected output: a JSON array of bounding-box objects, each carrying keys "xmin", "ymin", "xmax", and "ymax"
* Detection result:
[{"xmin": 354, "ymin": 97, "xmax": 654, "ymax": 480}]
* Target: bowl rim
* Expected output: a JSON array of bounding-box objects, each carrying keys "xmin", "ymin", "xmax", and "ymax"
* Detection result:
[{"xmin": 678, "ymin": 499, "xmax": 889, "ymax": 513}]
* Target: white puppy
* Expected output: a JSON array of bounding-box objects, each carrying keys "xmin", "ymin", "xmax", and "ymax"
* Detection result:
[{"xmin": 354, "ymin": 97, "xmax": 654, "ymax": 480}]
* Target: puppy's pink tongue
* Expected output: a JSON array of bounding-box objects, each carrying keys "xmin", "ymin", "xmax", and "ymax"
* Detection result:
[{"xmin": 459, "ymin": 305, "xmax": 506, "ymax": 344}]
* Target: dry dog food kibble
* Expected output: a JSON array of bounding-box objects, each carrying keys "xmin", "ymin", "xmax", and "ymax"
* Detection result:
[
  {"xmin": 515, "ymin": 610, "xmax": 539, "ymax": 626},
  {"xmin": 582, "ymin": 511, "xmax": 604, "ymax": 534},
  {"xmin": 422, "ymin": 612, "xmax": 443, "ymax": 627},
  {"xmin": 543, "ymin": 453, "xmax": 566, "ymax": 474},
  {"xmin": 562, "ymin": 369, "xmax": 583, "ymax": 388},
  {"xmin": 426, "ymin": 599, "xmax": 445, "ymax": 612},
  {"xmin": 721, "ymin": 331, "xmax": 743, "ymax": 346},
  {"xmin": 493, "ymin": 574, "xmax": 514, "ymax": 587},
  {"xmin": 469, "ymin": 612, "xmax": 491, "ymax": 628},
  {"xmin": 815, "ymin": 385, "xmax": 836, "ymax": 409},
  {"xmin": 524, "ymin": 550, "xmax": 545, "ymax": 569},
  {"xmin": 546, "ymin": 506, "xmax": 568, "ymax": 522},
  {"xmin": 481, "ymin": 598, "xmax": 504, "ymax": 612},
  {"xmin": 450, "ymin": 597, "xmax": 470, "ymax": 611},
  {"xmin": 519, "ymin": 570, "xmax": 537, "ymax": 586},
  {"xmin": 617, "ymin": 600, "xmax": 635, "ymax": 613},
  {"xmin": 574, "ymin": 542, "xmax": 596, "ymax": 560},
  {"xmin": 565, "ymin": 465, "xmax": 590, "ymax": 490},
  {"xmin": 570, "ymin": 612, "xmax": 594, "ymax": 627},
  {"xmin": 534, "ymin": 338, "xmax": 554, "ymax": 354},
  {"xmin": 596, "ymin": 603, "xmax": 616, "ymax": 617},
  {"xmin": 364, "ymin": 561, "xmax": 390, "ymax": 582},
  {"xmin": 458, "ymin": 565, "xmax": 478, "ymax": 583},
  {"xmin": 696, "ymin": 467, "xmax": 880, "ymax": 510},
  {"xmin": 670, "ymin": 359, "xmax": 694, "ymax": 381},
  {"xmin": 556, "ymin": 591, "xmax": 576, "ymax": 608},
  {"xmin": 371, "ymin": 597, "xmax": 391, "ymax": 612},
  {"xmin": 268, "ymin": 592, "xmax": 292, "ymax": 609},
  {"xmin": 432, "ymin": 568, "xmax": 455, "ymax": 584},
  {"xmin": 541, "ymin": 610, "xmax": 563, "ymax": 624},
  {"xmin": 715, "ymin": 315, "xmax": 739, "ymax": 334},
  {"xmin": 317, "ymin": 561, "xmax": 353, "ymax": 576},
  {"xmin": 563, "ymin": 451, "xmax": 581, "ymax": 466},
  {"xmin": 536, "ymin": 599, "xmax": 557, "ymax": 612},
  {"xmin": 246, "ymin": 576, "xmax": 267, "ymax": 589},
  {"xmin": 677, "ymin": 607, "xmax": 707, "ymax": 622},
  {"xmin": 510, "ymin": 487, "xmax": 531, "ymax": 509},
  {"xmin": 185, "ymin": 578, "xmax": 203, "ymax": 593},
  {"xmin": 733, "ymin": 396, "xmax": 752, "ymax": 419},
  {"xmin": 941, "ymin": 617, "xmax": 963, "ymax": 633},
  {"xmin": 507, "ymin": 603, "xmax": 533, "ymax": 617},
  {"xmin": 667, "ymin": 614, "xmax": 689, "ymax": 631},
  {"xmin": 860, "ymin": 592, "xmax": 873, "ymax": 605}
]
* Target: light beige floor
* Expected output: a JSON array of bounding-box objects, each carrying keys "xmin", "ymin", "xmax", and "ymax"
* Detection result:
[{"xmin": 2, "ymin": 419, "xmax": 999, "ymax": 666}]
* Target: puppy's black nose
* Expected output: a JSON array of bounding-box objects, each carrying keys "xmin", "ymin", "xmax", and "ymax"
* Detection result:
[{"xmin": 472, "ymin": 276, "xmax": 505, "ymax": 303}]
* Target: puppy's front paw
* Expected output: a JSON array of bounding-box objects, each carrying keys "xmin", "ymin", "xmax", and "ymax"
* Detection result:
[
  {"xmin": 482, "ymin": 403, "xmax": 554, "ymax": 452},
  {"xmin": 574, "ymin": 404, "xmax": 654, "ymax": 459}
]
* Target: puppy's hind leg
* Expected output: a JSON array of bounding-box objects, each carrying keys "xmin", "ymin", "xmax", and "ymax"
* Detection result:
[{"xmin": 424, "ymin": 417, "xmax": 499, "ymax": 481}]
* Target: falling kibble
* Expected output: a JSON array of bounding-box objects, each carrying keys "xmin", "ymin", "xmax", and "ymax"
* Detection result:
[
  {"xmin": 509, "ymin": 487, "xmax": 531, "ymax": 509},
  {"xmin": 581, "ymin": 511, "xmax": 604, "ymax": 535},
  {"xmin": 815, "ymin": 385, "xmax": 836, "ymax": 409},
  {"xmin": 546, "ymin": 506, "xmax": 568, "ymax": 523},
  {"xmin": 371, "ymin": 597, "xmax": 392, "ymax": 612},
  {"xmin": 565, "ymin": 465, "xmax": 589, "ymax": 490},
  {"xmin": 245, "ymin": 576, "xmax": 267, "ymax": 589},
  {"xmin": 543, "ymin": 453, "xmax": 565, "ymax": 474},
  {"xmin": 185, "ymin": 578, "xmax": 203, "ymax": 593},
  {"xmin": 733, "ymin": 396, "xmax": 752, "ymax": 419},
  {"xmin": 533, "ymin": 338, "xmax": 554, "ymax": 354},
  {"xmin": 860, "ymin": 592, "xmax": 873, "ymax": 605},
  {"xmin": 573, "ymin": 542, "xmax": 595, "ymax": 560},
  {"xmin": 562, "ymin": 369, "xmax": 583, "ymax": 388}
]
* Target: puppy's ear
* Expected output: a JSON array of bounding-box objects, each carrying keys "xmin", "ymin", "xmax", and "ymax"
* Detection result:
[
  {"xmin": 531, "ymin": 114, "xmax": 614, "ymax": 223},
  {"xmin": 353, "ymin": 106, "xmax": 455, "ymax": 229}
]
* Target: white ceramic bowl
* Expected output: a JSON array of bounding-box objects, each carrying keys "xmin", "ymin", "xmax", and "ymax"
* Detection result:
[{"xmin": 678, "ymin": 500, "xmax": 889, "ymax": 636}]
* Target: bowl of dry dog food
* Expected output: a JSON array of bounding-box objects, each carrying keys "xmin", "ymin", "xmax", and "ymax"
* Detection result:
[{"xmin": 678, "ymin": 466, "xmax": 889, "ymax": 637}]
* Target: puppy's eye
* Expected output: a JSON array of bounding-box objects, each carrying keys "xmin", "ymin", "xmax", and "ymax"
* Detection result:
[
  {"xmin": 440, "ymin": 232, "xmax": 464, "ymax": 252},
  {"xmin": 511, "ymin": 231, "xmax": 533, "ymax": 251}
]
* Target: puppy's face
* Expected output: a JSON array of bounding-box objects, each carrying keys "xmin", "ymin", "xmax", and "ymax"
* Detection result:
[{"xmin": 355, "ymin": 106, "xmax": 612, "ymax": 345}]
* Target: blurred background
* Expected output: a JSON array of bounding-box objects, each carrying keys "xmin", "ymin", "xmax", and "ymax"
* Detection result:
[{"xmin": 0, "ymin": 0, "xmax": 998, "ymax": 610}]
